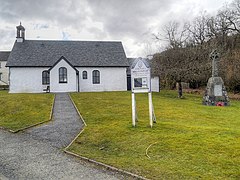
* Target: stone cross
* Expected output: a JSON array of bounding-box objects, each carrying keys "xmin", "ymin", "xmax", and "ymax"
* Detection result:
[{"xmin": 210, "ymin": 49, "xmax": 220, "ymax": 77}]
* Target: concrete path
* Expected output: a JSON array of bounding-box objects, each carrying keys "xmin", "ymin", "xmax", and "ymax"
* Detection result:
[
  {"xmin": 0, "ymin": 130, "xmax": 125, "ymax": 179},
  {"xmin": 26, "ymin": 93, "xmax": 83, "ymax": 148},
  {"xmin": 0, "ymin": 93, "xmax": 128, "ymax": 179}
]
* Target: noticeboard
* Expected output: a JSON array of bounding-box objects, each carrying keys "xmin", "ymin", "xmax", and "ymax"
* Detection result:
[{"xmin": 131, "ymin": 58, "xmax": 151, "ymax": 93}]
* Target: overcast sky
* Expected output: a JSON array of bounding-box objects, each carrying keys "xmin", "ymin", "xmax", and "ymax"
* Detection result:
[{"xmin": 0, "ymin": 0, "xmax": 228, "ymax": 57}]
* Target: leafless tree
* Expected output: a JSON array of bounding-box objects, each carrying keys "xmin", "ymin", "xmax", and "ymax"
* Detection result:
[
  {"xmin": 206, "ymin": 1, "xmax": 240, "ymax": 46},
  {"xmin": 151, "ymin": 0, "xmax": 240, "ymax": 92},
  {"xmin": 153, "ymin": 21, "xmax": 189, "ymax": 49},
  {"xmin": 186, "ymin": 13, "xmax": 210, "ymax": 45},
  {"xmin": 227, "ymin": 0, "xmax": 240, "ymax": 33}
]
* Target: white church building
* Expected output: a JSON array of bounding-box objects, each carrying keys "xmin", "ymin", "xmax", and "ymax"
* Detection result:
[
  {"xmin": 6, "ymin": 23, "xmax": 159, "ymax": 93},
  {"xmin": 6, "ymin": 23, "xmax": 129, "ymax": 93}
]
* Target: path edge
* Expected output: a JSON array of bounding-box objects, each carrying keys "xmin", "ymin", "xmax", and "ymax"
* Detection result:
[
  {"xmin": 64, "ymin": 149, "xmax": 149, "ymax": 180},
  {"xmin": 65, "ymin": 93, "xmax": 149, "ymax": 180},
  {"xmin": 68, "ymin": 93, "xmax": 87, "ymax": 126}
]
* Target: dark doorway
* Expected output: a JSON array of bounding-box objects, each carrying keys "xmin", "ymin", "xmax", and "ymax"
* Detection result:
[{"xmin": 127, "ymin": 75, "xmax": 131, "ymax": 90}]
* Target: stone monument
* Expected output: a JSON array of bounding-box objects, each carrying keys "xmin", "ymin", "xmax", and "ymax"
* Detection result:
[{"xmin": 203, "ymin": 50, "xmax": 230, "ymax": 106}]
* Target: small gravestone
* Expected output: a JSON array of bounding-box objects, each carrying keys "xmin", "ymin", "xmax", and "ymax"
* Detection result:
[{"xmin": 203, "ymin": 50, "xmax": 230, "ymax": 106}]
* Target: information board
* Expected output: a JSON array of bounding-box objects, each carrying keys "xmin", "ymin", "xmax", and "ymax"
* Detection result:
[
  {"xmin": 130, "ymin": 58, "xmax": 156, "ymax": 128},
  {"xmin": 131, "ymin": 58, "xmax": 151, "ymax": 93}
]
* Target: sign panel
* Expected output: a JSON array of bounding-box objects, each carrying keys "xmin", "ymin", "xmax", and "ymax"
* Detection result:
[
  {"xmin": 131, "ymin": 58, "xmax": 151, "ymax": 93},
  {"xmin": 214, "ymin": 85, "xmax": 223, "ymax": 96},
  {"xmin": 131, "ymin": 58, "xmax": 156, "ymax": 128}
]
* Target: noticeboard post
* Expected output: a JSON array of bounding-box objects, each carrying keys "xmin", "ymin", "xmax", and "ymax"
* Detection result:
[{"xmin": 131, "ymin": 58, "xmax": 156, "ymax": 128}]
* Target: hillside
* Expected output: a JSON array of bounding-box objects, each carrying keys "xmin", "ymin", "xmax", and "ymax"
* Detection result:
[{"xmin": 151, "ymin": 34, "xmax": 240, "ymax": 91}]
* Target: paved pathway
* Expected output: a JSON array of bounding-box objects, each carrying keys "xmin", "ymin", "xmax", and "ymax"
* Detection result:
[
  {"xmin": 26, "ymin": 93, "xmax": 83, "ymax": 148},
  {"xmin": 0, "ymin": 93, "xmax": 128, "ymax": 179},
  {"xmin": 0, "ymin": 130, "xmax": 125, "ymax": 179}
]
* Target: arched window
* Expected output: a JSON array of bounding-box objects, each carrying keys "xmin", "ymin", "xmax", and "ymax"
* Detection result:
[
  {"xmin": 59, "ymin": 67, "xmax": 67, "ymax": 83},
  {"xmin": 42, "ymin": 70, "xmax": 50, "ymax": 85},
  {"xmin": 92, "ymin": 70, "xmax": 100, "ymax": 84},
  {"xmin": 82, "ymin": 71, "xmax": 87, "ymax": 79}
]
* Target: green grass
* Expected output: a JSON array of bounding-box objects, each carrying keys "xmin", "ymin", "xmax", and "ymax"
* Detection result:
[
  {"xmin": 69, "ymin": 91, "xmax": 240, "ymax": 179},
  {"xmin": 0, "ymin": 91, "xmax": 54, "ymax": 131}
]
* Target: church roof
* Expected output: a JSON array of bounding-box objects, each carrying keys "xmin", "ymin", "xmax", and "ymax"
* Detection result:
[
  {"xmin": 6, "ymin": 40, "xmax": 128, "ymax": 67},
  {"xmin": 0, "ymin": 51, "xmax": 11, "ymax": 61}
]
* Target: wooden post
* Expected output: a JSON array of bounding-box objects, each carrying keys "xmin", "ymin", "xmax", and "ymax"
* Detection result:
[
  {"xmin": 148, "ymin": 92, "xmax": 153, "ymax": 128},
  {"xmin": 132, "ymin": 93, "xmax": 136, "ymax": 127}
]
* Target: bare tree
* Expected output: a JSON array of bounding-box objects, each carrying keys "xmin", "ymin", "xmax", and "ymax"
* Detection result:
[
  {"xmin": 153, "ymin": 21, "xmax": 189, "ymax": 49},
  {"xmin": 218, "ymin": 8, "xmax": 239, "ymax": 34},
  {"xmin": 186, "ymin": 13, "xmax": 210, "ymax": 45},
  {"xmin": 206, "ymin": 1, "xmax": 240, "ymax": 46},
  {"xmin": 151, "ymin": 0, "xmax": 240, "ymax": 92}
]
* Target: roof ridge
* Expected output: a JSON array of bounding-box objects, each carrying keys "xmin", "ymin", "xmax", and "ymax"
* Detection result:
[{"xmin": 25, "ymin": 39, "xmax": 122, "ymax": 43}]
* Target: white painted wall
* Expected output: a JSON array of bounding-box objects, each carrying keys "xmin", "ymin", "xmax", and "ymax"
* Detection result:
[
  {"xmin": 9, "ymin": 64, "xmax": 127, "ymax": 93},
  {"xmin": 9, "ymin": 67, "xmax": 50, "ymax": 93},
  {"xmin": 151, "ymin": 76, "xmax": 160, "ymax": 92},
  {"xmin": 77, "ymin": 67, "xmax": 127, "ymax": 92},
  {"xmin": 50, "ymin": 59, "xmax": 78, "ymax": 92},
  {"xmin": 0, "ymin": 61, "xmax": 9, "ymax": 85}
]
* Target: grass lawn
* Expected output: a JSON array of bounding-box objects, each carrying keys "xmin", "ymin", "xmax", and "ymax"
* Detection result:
[
  {"xmin": 69, "ymin": 91, "xmax": 240, "ymax": 179},
  {"xmin": 0, "ymin": 91, "xmax": 54, "ymax": 131}
]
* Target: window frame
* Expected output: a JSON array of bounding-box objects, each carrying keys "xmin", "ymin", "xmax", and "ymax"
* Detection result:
[
  {"xmin": 92, "ymin": 70, "xmax": 100, "ymax": 84},
  {"xmin": 82, "ymin": 71, "xmax": 87, "ymax": 79},
  {"xmin": 59, "ymin": 67, "xmax": 68, "ymax": 83},
  {"xmin": 42, "ymin": 70, "xmax": 50, "ymax": 85}
]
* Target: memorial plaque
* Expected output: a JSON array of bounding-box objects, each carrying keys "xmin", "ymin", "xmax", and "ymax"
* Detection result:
[{"xmin": 214, "ymin": 85, "xmax": 223, "ymax": 96}]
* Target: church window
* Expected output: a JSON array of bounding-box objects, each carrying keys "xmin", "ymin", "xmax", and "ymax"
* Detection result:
[
  {"xmin": 42, "ymin": 71, "xmax": 50, "ymax": 85},
  {"xmin": 59, "ymin": 67, "xmax": 67, "ymax": 83},
  {"xmin": 92, "ymin": 70, "xmax": 100, "ymax": 84},
  {"xmin": 82, "ymin": 71, "xmax": 87, "ymax": 79}
]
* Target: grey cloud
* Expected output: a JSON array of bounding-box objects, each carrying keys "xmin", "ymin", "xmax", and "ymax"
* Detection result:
[
  {"xmin": 0, "ymin": 0, "xmax": 89, "ymax": 28},
  {"xmin": 33, "ymin": 24, "xmax": 49, "ymax": 30},
  {"xmin": 87, "ymin": 27, "xmax": 108, "ymax": 40},
  {"xmin": 0, "ymin": 0, "xmax": 176, "ymax": 55},
  {"xmin": 0, "ymin": 0, "xmax": 224, "ymax": 56},
  {"xmin": 0, "ymin": 28, "xmax": 15, "ymax": 50},
  {"xmin": 86, "ymin": 0, "xmax": 174, "ymax": 39}
]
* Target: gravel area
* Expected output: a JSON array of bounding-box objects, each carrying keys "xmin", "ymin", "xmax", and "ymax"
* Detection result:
[
  {"xmin": 0, "ymin": 93, "xmax": 129, "ymax": 179},
  {"xmin": 0, "ymin": 130, "xmax": 126, "ymax": 179},
  {"xmin": 25, "ymin": 93, "xmax": 83, "ymax": 148}
]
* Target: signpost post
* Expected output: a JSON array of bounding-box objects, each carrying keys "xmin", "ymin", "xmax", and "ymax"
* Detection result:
[{"xmin": 131, "ymin": 57, "xmax": 156, "ymax": 128}]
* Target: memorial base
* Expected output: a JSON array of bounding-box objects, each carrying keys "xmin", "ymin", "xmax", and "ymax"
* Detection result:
[{"xmin": 203, "ymin": 77, "xmax": 230, "ymax": 106}]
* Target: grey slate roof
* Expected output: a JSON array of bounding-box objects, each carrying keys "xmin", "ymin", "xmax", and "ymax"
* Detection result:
[
  {"xmin": 0, "ymin": 51, "xmax": 11, "ymax": 61},
  {"xmin": 6, "ymin": 40, "xmax": 128, "ymax": 67}
]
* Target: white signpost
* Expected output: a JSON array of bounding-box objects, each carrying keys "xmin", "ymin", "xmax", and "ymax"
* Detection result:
[{"xmin": 131, "ymin": 57, "xmax": 156, "ymax": 128}]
